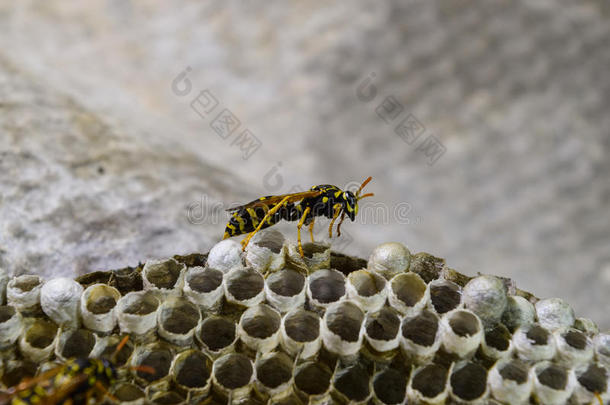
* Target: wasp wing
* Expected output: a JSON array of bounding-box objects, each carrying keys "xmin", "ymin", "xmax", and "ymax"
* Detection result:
[
  {"xmin": 5, "ymin": 366, "xmax": 64, "ymax": 395},
  {"xmin": 225, "ymin": 190, "xmax": 322, "ymax": 212}
]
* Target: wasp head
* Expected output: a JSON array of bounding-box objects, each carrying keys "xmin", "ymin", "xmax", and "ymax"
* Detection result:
[
  {"xmin": 100, "ymin": 359, "xmax": 118, "ymax": 384},
  {"xmin": 342, "ymin": 176, "xmax": 375, "ymax": 221},
  {"xmin": 343, "ymin": 190, "xmax": 358, "ymax": 221},
  {"xmin": 333, "ymin": 177, "xmax": 374, "ymax": 238}
]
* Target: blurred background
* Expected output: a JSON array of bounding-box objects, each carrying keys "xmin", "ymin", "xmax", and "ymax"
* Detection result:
[{"xmin": 0, "ymin": 1, "xmax": 608, "ymax": 329}]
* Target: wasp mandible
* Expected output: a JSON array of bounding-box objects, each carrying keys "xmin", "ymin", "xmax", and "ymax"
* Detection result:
[{"xmin": 223, "ymin": 176, "xmax": 374, "ymax": 257}]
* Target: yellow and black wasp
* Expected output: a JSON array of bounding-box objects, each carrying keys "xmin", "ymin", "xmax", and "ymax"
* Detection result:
[
  {"xmin": 0, "ymin": 336, "xmax": 153, "ymax": 405},
  {"xmin": 223, "ymin": 176, "xmax": 374, "ymax": 257}
]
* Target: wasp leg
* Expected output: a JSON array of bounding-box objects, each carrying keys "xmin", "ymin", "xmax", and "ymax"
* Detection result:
[
  {"xmin": 86, "ymin": 387, "xmax": 94, "ymax": 404},
  {"xmin": 111, "ymin": 335, "xmax": 130, "ymax": 364},
  {"xmin": 328, "ymin": 205, "xmax": 342, "ymax": 238},
  {"xmin": 241, "ymin": 196, "xmax": 291, "ymax": 251},
  {"xmin": 95, "ymin": 380, "xmax": 117, "ymax": 402},
  {"xmin": 297, "ymin": 207, "xmax": 311, "ymax": 258},
  {"xmin": 336, "ymin": 210, "xmax": 347, "ymax": 237},
  {"xmin": 308, "ymin": 219, "xmax": 315, "ymax": 243}
]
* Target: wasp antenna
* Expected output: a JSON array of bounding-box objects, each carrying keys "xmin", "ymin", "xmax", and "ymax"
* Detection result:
[
  {"xmin": 111, "ymin": 335, "xmax": 130, "ymax": 364},
  {"xmin": 130, "ymin": 365, "xmax": 156, "ymax": 375},
  {"xmin": 356, "ymin": 176, "xmax": 373, "ymax": 198},
  {"xmin": 115, "ymin": 335, "xmax": 130, "ymax": 353},
  {"xmin": 358, "ymin": 192, "xmax": 374, "ymax": 200}
]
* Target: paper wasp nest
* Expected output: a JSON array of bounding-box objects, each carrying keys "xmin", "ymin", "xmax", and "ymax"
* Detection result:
[{"xmin": 0, "ymin": 230, "xmax": 608, "ymax": 404}]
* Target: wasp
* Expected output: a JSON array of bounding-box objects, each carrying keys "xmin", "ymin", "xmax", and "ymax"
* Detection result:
[
  {"xmin": 223, "ymin": 176, "xmax": 374, "ymax": 257},
  {"xmin": 0, "ymin": 336, "xmax": 153, "ymax": 405}
]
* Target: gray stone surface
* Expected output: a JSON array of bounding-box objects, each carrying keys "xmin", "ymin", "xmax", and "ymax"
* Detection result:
[
  {"xmin": 0, "ymin": 1, "xmax": 608, "ymax": 328},
  {"xmin": 0, "ymin": 55, "xmax": 249, "ymax": 275}
]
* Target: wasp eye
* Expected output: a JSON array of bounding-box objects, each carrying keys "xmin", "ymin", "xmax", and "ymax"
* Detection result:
[{"xmin": 346, "ymin": 202, "xmax": 357, "ymax": 221}]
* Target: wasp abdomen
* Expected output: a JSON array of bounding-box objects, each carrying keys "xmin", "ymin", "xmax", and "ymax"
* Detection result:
[{"xmin": 224, "ymin": 202, "xmax": 300, "ymax": 238}]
